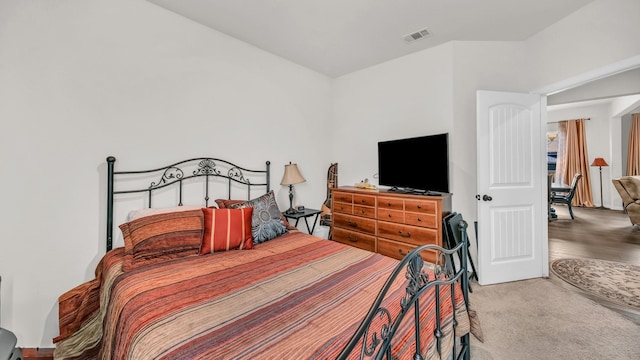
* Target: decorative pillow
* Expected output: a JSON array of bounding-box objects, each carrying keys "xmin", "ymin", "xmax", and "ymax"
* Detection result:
[
  {"xmin": 200, "ymin": 207, "xmax": 254, "ymax": 254},
  {"xmin": 229, "ymin": 191, "xmax": 288, "ymax": 243},
  {"xmin": 218, "ymin": 197, "xmax": 297, "ymax": 231},
  {"xmin": 215, "ymin": 199, "xmax": 246, "ymax": 209},
  {"xmin": 119, "ymin": 209, "xmax": 204, "ymax": 270},
  {"xmin": 126, "ymin": 205, "xmax": 204, "ymax": 222}
]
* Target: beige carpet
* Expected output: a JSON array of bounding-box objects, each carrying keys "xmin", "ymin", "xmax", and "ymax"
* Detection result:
[{"xmin": 468, "ymin": 278, "xmax": 640, "ymax": 359}]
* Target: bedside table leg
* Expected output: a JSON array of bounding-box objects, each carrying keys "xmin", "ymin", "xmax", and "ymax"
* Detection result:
[{"xmin": 309, "ymin": 214, "xmax": 319, "ymax": 234}]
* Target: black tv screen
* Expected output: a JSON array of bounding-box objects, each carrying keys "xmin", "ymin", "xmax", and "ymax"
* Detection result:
[{"xmin": 378, "ymin": 133, "xmax": 449, "ymax": 193}]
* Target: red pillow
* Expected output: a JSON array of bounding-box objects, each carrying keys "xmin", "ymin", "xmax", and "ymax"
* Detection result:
[{"xmin": 200, "ymin": 207, "xmax": 254, "ymax": 254}]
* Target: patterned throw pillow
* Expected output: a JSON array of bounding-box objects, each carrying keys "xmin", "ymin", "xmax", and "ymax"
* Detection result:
[
  {"xmin": 229, "ymin": 191, "xmax": 288, "ymax": 243},
  {"xmin": 119, "ymin": 209, "xmax": 204, "ymax": 270},
  {"xmin": 200, "ymin": 207, "xmax": 254, "ymax": 254}
]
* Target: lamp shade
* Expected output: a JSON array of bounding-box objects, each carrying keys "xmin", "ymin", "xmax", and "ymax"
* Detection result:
[
  {"xmin": 591, "ymin": 158, "xmax": 609, "ymax": 167},
  {"xmin": 280, "ymin": 163, "xmax": 306, "ymax": 185}
]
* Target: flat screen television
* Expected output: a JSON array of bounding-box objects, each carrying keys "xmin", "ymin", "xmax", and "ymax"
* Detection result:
[{"xmin": 377, "ymin": 133, "xmax": 449, "ymax": 194}]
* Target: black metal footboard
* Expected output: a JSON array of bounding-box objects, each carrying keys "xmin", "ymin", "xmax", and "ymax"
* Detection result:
[{"xmin": 337, "ymin": 220, "xmax": 471, "ymax": 360}]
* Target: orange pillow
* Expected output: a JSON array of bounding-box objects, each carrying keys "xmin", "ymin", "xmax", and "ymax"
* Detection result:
[{"xmin": 200, "ymin": 207, "xmax": 254, "ymax": 254}]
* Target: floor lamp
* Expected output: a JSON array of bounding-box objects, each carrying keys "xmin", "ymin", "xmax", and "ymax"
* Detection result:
[{"xmin": 591, "ymin": 157, "xmax": 609, "ymax": 209}]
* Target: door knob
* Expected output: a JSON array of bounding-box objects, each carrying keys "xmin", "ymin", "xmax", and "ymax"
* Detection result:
[{"xmin": 482, "ymin": 194, "xmax": 493, "ymax": 201}]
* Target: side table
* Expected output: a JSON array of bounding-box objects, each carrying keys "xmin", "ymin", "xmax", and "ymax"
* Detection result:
[{"xmin": 282, "ymin": 208, "xmax": 322, "ymax": 234}]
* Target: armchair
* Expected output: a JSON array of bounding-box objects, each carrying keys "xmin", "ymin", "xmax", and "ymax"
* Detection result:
[{"xmin": 612, "ymin": 176, "xmax": 640, "ymax": 226}]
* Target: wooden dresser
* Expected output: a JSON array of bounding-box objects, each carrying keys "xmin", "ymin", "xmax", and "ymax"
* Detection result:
[{"xmin": 331, "ymin": 186, "xmax": 451, "ymax": 263}]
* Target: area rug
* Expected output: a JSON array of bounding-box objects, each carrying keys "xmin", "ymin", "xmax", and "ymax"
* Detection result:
[{"xmin": 550, "ymin": 258, "xmax": 640, "ymax": 310}]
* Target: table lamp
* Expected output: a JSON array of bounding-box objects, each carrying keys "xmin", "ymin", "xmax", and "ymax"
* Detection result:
[
  {"xmin": 591, "ymin": 157, "xmax": 609, "ymax": 208},
  {"xmin": 281, "ymin": 162, "xmax": 306, "ymax": 214}
]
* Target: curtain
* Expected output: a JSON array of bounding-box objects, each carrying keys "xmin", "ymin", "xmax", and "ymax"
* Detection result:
[
  {"xmin": 558, "ymin": 119, "xmax": 594, "ymax": 207},
  {"xmin": 554, "ymin": 122, "xmax": 567, "ymax": 186},
  {"xmin": 628, "ymin": 113, "xmax": 640, "ymax": 176}
]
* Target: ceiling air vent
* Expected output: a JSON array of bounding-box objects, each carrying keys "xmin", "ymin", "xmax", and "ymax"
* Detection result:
[{"xmin": 403, "ymin": 27, "xmax": 431, "ymax": 43}]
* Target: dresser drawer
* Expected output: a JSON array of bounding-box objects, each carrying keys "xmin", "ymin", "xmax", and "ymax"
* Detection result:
[
  {"xmin": 377, "ymin": 221, "xmax": 438, "ymax": 246},
  {"xmin": 405, "ymin": 212, "xmax": 437, "ymax": 228},
  {"xmin": 377, "ymin": 208, "xmax": 404, "ymax": 223},
  {"xmin": 377, "ymin": 197, "xmax": 404, "ymax": 211},
  {"xmin": 333, "ymin": 228, "xmax": 376, "ymax": 252},
  {"xmin": 353, "ymin": 194, "xmax": 376, "ymax": 207},
  {"xmin": 334, "ymin": 213, "xmax": 376, "ymax": 235},
  {"xmin": 333, "ymin": 192, "xmax": 353, "ymax": 204},
  {"xmin": 378, "ymin": 238, "xmax": 438, "ymax": 263},
  {"xmin": 353, "ymin": 205, "xmax": 376, "ymax": 218},
  {"xmin": 333, "ymin": 201, "xmax": 353, "ymax": 214},
  {"xmin": 405, "ymin": 199, "xmax": 437, "ymax": 214}
]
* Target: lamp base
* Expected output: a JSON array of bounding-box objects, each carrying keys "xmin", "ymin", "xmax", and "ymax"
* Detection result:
[
  {"xmin": 284, "ymin": 208, "xmax": 299, "ymax": 215},
  {"xmin": 284, "ymin": 184, "xmax": 299, "ymax": 215}
]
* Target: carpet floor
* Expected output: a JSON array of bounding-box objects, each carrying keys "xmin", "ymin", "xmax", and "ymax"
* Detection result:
[{"xmin": 468, "ymin": 278, "xmax": 640, "ymax": 359}]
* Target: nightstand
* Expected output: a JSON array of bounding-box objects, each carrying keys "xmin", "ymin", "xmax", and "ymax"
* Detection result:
[{"xmin": 282, "ymin": 208, "xmax": 322, "ymax": 234}]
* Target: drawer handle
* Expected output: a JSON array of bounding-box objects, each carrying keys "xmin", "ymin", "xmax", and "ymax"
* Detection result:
[
  {"xmin": 417, "ymin": 217, "xmax": 422, "ymax": 222},
  {"xmin": 388, "ymin": 214, "xmax": 392, "ymax": 218},
  {"xmin": 398, "ymin": 249, "xmax": 406, "ymax": 256},
  {"xmin": 361, "ymin": 209, "xmax": 366, "ymax": 214},
  {"xmin": 398, "ymin": 230, "xmax": 411, "ymax": 238},
  {"xmin": 417, "ymin": 205, "xmax": 422, "ymax": 209},
  {"xmin": 347, "ymin": 236, "xmax": 358, "ymax": 243},
  {"xmin": 361, "ymin": 199, "xmax": 366, "ymax": 204},
  {"xmin": 347, "ymin": 221, "xmax": 358, "ymax": 228},
  {"xmin": 387, "ymin": 202, "xmax": 392, "ymax": 206}
]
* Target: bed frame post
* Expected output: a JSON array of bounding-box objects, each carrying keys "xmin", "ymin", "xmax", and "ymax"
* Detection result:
[
  {"xmin": 266, "ymin": 161, "xmax": 271, "ymax": 192},
  {"xmin": 106, "ymin": 156, "xmax": 116, "ymax": 252}
]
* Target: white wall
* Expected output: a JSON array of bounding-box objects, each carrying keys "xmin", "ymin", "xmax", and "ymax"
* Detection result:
[
  {"xmin": 525, "ymin": 0, "xmax": 640, "ymax": 90},
  {"xmin": 0, "ymin": 0, "xmax": 331, "ymax": 346},
  {"xmin": 331, "ymin": 44, "xmax": 454, "ymax": 189}
]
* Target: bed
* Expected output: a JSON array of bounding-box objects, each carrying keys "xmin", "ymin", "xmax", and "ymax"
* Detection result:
[{"xmin": 53, "ymin": 156, "xmax": 472, "ymax": 360}]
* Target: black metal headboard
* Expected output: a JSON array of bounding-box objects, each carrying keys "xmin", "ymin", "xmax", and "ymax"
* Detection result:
[{"xmin": 106, "ymin": 156, "xmax": 271, "ymax": 252}]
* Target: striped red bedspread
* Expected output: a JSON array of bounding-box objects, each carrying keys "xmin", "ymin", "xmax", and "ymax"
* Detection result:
[{"xmin": 54, "ymin": 232, "xmax": 469, "ymax": 359}]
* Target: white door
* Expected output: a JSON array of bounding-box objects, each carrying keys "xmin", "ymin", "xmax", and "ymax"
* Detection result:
[{"xmin": 476, "ymin": 90, "xmax": 548, "ymax": 285}]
